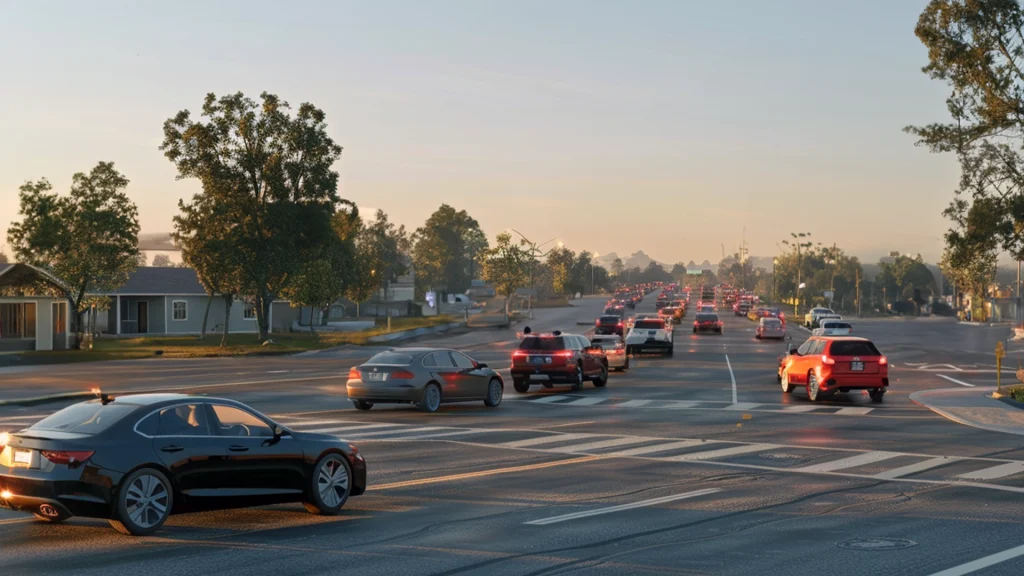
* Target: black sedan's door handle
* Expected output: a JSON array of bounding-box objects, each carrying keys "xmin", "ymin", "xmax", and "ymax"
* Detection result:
[
  {"xmin": 160, "ymin": 445, "xmax": 184, "ymax": 453},
  {"xmin": 229, "ymin": 445, "xmax": 249, "ymax": 452}
]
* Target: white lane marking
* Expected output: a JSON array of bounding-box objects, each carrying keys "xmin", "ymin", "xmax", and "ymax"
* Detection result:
[
  {"xmin": 278, "ymin": 419, "xmax": 360, "ymax": 427},
  {"xmin": 342, "ymin": 426, "xmax": 447, "ymax": 438},
  {"xmin": 937, "ymin": 374, "xmax": 975, "ymax": 387},
  {"xmin": 874, "ymin": 457, "xmax": 958, "ymax": 480},
  {"xmin": 725, "ymin": 402, "xmax": 760, "ymax": 411},
  {"xmin": 267, "ymin": 370, "xmax": 289, "ymax": 374},
  {"xmin": 957, "ymin": 461, "xmax": 1024, "ymax": 481},
  {"xmin": 725, "ymin": 354, "xmax": 738, "ymax": 404},
  {"xmin": 532, "ymin": 395, "xmax": 572, "ymax": 404},
  {"xmin": 565, "ymin": 397, "xmax": 608, "ymax": 406},
  {"xmin": 501, "ymin": 433, "xmax": 600, "ymax": 448},
  {"xmin": 618, "ymin": 400, "xmax": 653, "ymax": 408},
  {"xmin": 835, "ymin": 407, "xmax": 874, "ymax": 416},
  {"xmin": 302, "ymin": 424, "xmax": 405, "ymax": 434},
  {"xmin": 403, "ymin": 429, "xmax": 488, "ymax": 440},
  {"xmin": 655, "ymin": 401, "xmax": 701, "ymax": 409},
  {"xmin": 797, "ymin": 451, "xmax": 903, "ymax": 473},
  {"xmin": 928, "ymin": 542, "xmax": 1024, "ymax": 576},
  {"xmin": 524, "ymin": 488, "xmax": 722, "ymax": 526},
  {"xmin": 548, "ymin": 436, "xmax": 650, "ymax": 453},
  {"xmin": 668, "ymin": 443, "xmax": 777, "ymax": 461},
  {"xmin": 781, "ymin": 405, "xmax": 818, "ymax": 413},
  {"xmin": 603, "ymin": 440, "xmax": 711, "ymax": 457}
]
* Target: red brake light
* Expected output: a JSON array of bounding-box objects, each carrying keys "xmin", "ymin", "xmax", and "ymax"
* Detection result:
[
  {"xmin": 41, "ymin": 450, "xmax": 94, "ymax": 465},
  {"xmin": 554, "ymin": 351, "xmax": 573, "ymax": 357},
  {"xmin": 821, "ymin": 355, "xmax": 835, "ymax": 365},
  {"xmin": 390, "ymin": 370, "xmax": 415, "ymax": 380},
  {"xmin": 347, "ymin": 367, "xmax": 360, "ymax": 380},
  {"xmin": 879, "ymin": 356, "xmax": 888, "ymax": 366},
  {"xmin": 512, "ymin": 351, "xmax": 527, "ymax": 358}
]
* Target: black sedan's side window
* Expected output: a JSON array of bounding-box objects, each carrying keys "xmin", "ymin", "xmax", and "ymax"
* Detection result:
[
  {"xmin": 430, "ymin": 351, "xmax": 456, "ymax": 368},
  {"xmin": 136, "ymin": 412, "xmax": 159, "ymax": 436},
  {"xmin": 157, "ymin": 404, "xmax": 210, "ymax": 436},
  {"xmin": 208, "ymin": 405, "xmax": 274, "ymax": 438}
]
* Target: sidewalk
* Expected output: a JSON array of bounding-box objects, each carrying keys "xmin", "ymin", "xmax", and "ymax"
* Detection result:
[{"xmin": 911, "ymin": 386, "xmax": 1024, "ymax": 437}]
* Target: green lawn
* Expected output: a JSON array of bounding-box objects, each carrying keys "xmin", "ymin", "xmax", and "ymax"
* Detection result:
[{"xmin": 17, "ymin": 316, "xmax": 457, "ymax": 364}]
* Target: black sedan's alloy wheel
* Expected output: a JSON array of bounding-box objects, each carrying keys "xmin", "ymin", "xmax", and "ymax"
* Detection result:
[
  {"xmin": 109, "ymin": 468, "xmax": 174, "ymax": 536},
  {"xmin": 304, "ymin": 453, "xmax": 352, "ymax": 515}
]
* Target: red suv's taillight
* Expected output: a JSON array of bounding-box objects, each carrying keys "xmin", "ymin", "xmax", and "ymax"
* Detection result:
[
  {"xmin": 879, "ymin": 356, "xmax": 888, "ymax": 366},
  {"xmin": 821, "ymin": 355, "xmax": 835, "ymax": 365},
  {"xmin": 41, "ymin": 451, "xmax": 94, "ymax": 466}
]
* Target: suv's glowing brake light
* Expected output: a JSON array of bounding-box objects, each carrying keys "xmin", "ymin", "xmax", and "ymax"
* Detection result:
[
  {"xmin": 821, "ymin": 355, "xmax": 835, "ymax": 365},
  {"xmin": 347, "ymin": 367, "xmax": 360, "ymax": 380},
  {"xmin": 879, "ymin": 356, "xmax": 888, "ymax": 366}
]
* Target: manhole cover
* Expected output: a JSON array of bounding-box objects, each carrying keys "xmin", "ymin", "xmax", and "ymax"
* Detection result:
[{"xmin": 837, "ymin": 538, "xmax": 917, "ymax": 551}]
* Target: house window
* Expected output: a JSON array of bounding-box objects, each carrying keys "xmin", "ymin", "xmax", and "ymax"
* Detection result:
[
  {"xmin": 243, "ymin": 302, "xmax": 257, "ymax": 320},
  {"xmin": 172, "ymin": 301, "xmax": 188, "ymax": 321}
]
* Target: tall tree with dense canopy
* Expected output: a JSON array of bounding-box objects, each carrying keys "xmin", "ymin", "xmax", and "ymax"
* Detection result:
[
  {"xmin": 357, "ymin": 210, "xmax": 410, "ymax": 303},
  {"xmin": 151, "ymin": 254, "xmax": 174, "ymax": 267},
  {"xmin": 411, "ymin": 204, "xmax": 487, "ymax": 297},
  {"xmin": 161, "ymin": 91, "xmax": 344, "ymax": 341},
  {"xmin": 482, "ymin": 232, "xmax": 529, "ymax": 320},
  {"xmin": 7, "ymin": 162, "xmax": 141, "ymax": 347},
  {"xmin": 908, "ymin": 0, "xmax": 1024, "ymax": 262}
]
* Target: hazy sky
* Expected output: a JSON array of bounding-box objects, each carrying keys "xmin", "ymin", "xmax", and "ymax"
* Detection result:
[{"xmin": 0, "ymin": 0, "xmax": 959, "ymax": 265}]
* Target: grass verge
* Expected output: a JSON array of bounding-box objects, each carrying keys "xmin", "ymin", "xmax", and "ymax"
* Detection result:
[{"xmin": 13, "ymin": 316, "xmax": 456, "ymax": 365}]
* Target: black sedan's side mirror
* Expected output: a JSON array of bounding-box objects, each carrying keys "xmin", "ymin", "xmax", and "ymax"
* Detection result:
[
  {"xmin": 274, "ymin": 425, "xmax": 284, "ymax": 438},
  {"xmin": 475, "ymin": 363, "xmax": 488, "ymax": 369}
]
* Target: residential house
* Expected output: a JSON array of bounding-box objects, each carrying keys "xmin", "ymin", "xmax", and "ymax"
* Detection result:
[
  {"xmin": 0, "ymin": 263, "xmax": 71, "ymax": 352},
  {"xmin": 89, "ymin": 267, "xmax": 297, "ymax": 336}
]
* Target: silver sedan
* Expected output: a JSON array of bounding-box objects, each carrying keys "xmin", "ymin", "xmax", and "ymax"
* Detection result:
[
  {"xmin": 589, "ymin": 334, "xmax": 629, "ymax": 371},
  {"xmin": 346, "ymin": 348, "xmax": 505, "ymax": 413}
]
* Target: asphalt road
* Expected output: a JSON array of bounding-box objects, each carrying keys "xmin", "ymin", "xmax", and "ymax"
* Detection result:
[{"xmin": 2, "ymin": 294, "xmax": 1024, "ymax": 575}]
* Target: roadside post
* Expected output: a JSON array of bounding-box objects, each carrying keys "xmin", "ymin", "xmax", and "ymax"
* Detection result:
[{"xmin": 996, "ymin": 341, "xmax": 1005, "ymax": 392}]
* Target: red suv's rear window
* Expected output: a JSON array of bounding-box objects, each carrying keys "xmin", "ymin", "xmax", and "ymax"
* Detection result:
[
  {"xmin": 828, "ymin": 341, "xmax": 880, "ymax": 356},
  {"xmin": 519, "ymin": 337, "xmax": 566, "ymax": 350}
]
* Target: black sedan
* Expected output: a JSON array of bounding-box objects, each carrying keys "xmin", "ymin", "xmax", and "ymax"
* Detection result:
[{"xmin": 0, "ymin": 393, "xmax": 366, "ymax": 536}]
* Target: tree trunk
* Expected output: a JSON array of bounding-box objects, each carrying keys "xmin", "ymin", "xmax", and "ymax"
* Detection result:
[
  {"xmin": 199, "ymin": 294, "xmax": 213, "ymax": 340},
  {"xmin": 309, "ymin": 306, "xmax": 316, "ymax": 333},
  {"xmin": 256, "ymin": 289, "xmax": 271, "ymax": 342},
  {"xmin": 220, "ymin": 294, "xmax": 232, "ymax": 348}
]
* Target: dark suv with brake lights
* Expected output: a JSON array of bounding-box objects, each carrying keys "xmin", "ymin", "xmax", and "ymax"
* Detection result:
[
  {"xmin": 595, "ymin": 315, "xmax": 625, "ymax": 336},
  {"xmin": 511, "ymin": 333, "xmax": 609, "ymax": 393}
]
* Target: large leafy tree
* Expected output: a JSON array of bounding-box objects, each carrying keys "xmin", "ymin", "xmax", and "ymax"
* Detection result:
[
  {"xmin": 173, "ymin": 189, "xmax": 246, "ymax": 344},
  {"xmin": 411, "ymin": 204, "xmax": 487, "ymax": 297},
  {"xmin": 483, "ymin": 232, "xmax": 529, "ymax": 319},
  {"xmin": 151, "ymin": 254, "xmax": 174, "ymax": 267},
  {"xmin": 942, "ymin": 196, "xmax": 1001, "ymax": 318},
  {"xmin": 7, "ymin": 162, "xmax": 141, "ymax": 346},
  {"xmin": 908, "ymin": 0, "xmax": 1024, "ymax": 262},
  {"xmin": 546, "ymin": 246, "xmax": 576, "ymax": 295},
  {"xmin": 357, "ymin": 210, "xmax": 410, "ymax": 303},
  {"xmin": 162, "ymin": 92, "xmax": 344, "ymax": 341}
]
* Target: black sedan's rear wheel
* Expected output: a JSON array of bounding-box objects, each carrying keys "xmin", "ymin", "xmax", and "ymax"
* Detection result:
[
  {"xmin": 484, "ymin": 378, "xmax": 503, "ymax": 407},
  {"xmin": 352, "ymin": 400, "xmax": 373, "ymax": 411},
  {"xmin": 303, "ymin": 453, "xmax": 352, "ymax": 515},
  {"xmin": 109, "ymin": 467, "xmax": 173, "ymax": 536}
]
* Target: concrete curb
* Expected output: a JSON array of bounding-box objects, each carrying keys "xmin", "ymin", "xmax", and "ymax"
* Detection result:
[
  {"xmin": 910, "ymin": 386, "xmax": 1024, "ymax": 437},
  {"xmin": 367, "ymin": 322, "xmax": 466, "ymax": 343},
  {"xmin": 958, "ymin": 321, "xmax": 1011, "ymax": 328}
]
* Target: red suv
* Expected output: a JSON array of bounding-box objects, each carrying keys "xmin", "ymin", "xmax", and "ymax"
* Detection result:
[
  {"xmin": 778, "ymin": 336, "xmax": 889, "ymax": 402},
  {"xmin": 511, "ymin": 332, "xmax": 608, "ymax": 393}
]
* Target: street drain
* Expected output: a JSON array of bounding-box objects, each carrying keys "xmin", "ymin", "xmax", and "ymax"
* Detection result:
[{"xmin": 837, "ymin": 538, "xmax": 917, "ymax": 551}]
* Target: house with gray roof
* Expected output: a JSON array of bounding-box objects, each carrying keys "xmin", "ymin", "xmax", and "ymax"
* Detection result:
[{"xmin": 90, "ymin": 267, "xmax": 296, "ymax": 336}]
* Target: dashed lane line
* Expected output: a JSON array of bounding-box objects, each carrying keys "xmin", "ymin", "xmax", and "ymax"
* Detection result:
[
  {"xmin": 524, "ymin": 488, "xmax": 722, "ymax": 526},
  {"xmin": 368, "ymin": 456, "xmax": 600, "ymax": 491}
]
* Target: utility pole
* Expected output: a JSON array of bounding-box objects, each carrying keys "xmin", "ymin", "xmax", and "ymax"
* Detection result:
[
  {"xmin": 829, "ymin": 242, "xmax": 836, "ymax": 310},
  {"xmin": 856, "ymin": 268, "xmax": 861, "ymax": 317}
]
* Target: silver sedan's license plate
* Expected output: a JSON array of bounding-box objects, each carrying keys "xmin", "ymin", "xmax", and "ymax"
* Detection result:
[
  {"xmin": 850, "ymin": 361, "xmax": 864, "ymax": 371},
  {"xmin": 368, "ymin": 372, "xmax": 386, "ymax": 381},
  {"xmin": 13, "ymin": 449, "xmax": 31, "ymax": 466}
]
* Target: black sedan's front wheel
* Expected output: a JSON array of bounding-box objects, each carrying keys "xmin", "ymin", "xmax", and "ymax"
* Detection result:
[
  {"xmin": 304, "ymin": 453, "xmax": 352, "ymax": 515},
  {"xmin": 109, "ymin": 467, "xmax": 174, "ymax": 536}
]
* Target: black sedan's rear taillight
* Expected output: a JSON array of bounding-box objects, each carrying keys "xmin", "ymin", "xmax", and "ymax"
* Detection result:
[{"xmin": 41, "ymin": 451, "xmax": 94, "ymax": 466}]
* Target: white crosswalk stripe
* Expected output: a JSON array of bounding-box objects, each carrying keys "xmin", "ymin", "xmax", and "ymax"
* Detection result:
[
  {"xmin": 956, "ymin": 461, "xmax": 1024, "ymax": 481},
  {"xmin": 518, "ymin": 395, "xmax": 875, "ymax": 415},
  {"xmin": 261, "ymin": 414, "xmax": 1024, "ymax": 494},
  {"xmin": 797, "ymin": 451, "xmax": 903, "ymax": 473}
]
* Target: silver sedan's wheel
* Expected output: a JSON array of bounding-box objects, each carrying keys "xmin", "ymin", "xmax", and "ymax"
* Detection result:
[
  {"xmin": 419, "ymin": 383, "xmax": 442, "ymax": 413},
  {"xmin": 484, "ymin": 378, "xmax": 503, "ymax": 407},
  {"xmin": 109, "ymin": 468, "xmax": 173, "ymax": 536},
  {"xmin": 304, "ymin": 454, "xmax": 352, "ymax": 515}
]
